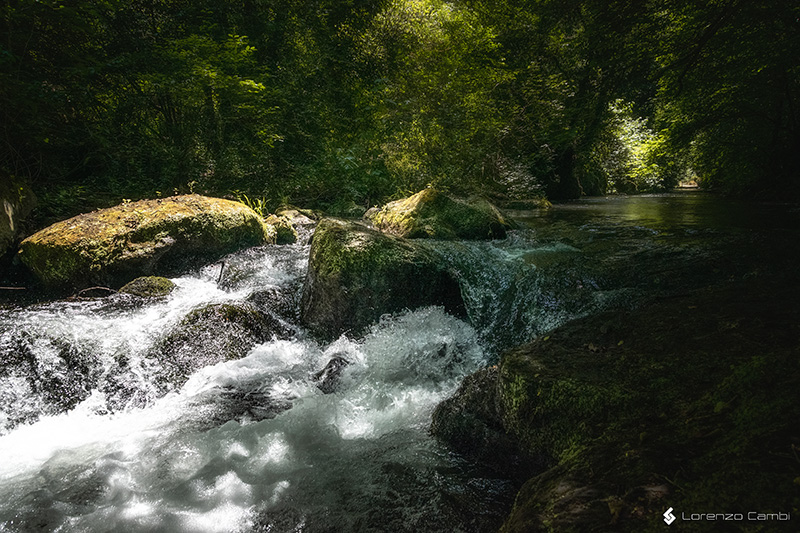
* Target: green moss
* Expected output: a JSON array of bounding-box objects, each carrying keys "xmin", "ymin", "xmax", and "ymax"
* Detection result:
[
  {"xmin": 371, "ymin": 188, "xmax": 512, "ymax": 240},
  {"xmin": 119, "ymin": 276, "xmax": 176, "ymax": 297},
  {"xmin": 18, "ymin": 194, "xmax": 272, "ymax": 290},
  {"xmin": 301, "ymin": 218, "xmax": 466, "ymax": 339},
  {"xmin": 434, "ymin": 279, "xmax": 800, "ymax": 531},
  {"xmin": 264, "ymin": 214, "xmax": 298, "ymax": 244}
]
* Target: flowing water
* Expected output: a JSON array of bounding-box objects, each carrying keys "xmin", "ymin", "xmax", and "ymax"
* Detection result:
[{"xmin": 0, "ymin": 191, "xmax": 797, "ymax": 532}]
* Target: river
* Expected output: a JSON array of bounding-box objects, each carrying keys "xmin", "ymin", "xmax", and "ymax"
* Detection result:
[{"xmin": 0, "ymin": 191, "xmax": 797, "ymax": 532}]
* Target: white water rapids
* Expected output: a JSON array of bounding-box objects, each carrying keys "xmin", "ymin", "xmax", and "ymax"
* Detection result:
[
  {"xmin": 1, "ymin": 193, "xmax": 760, "ymax": 532},
  {"xmin": 0, "ymin": 242, "xmax": 513, "ymax": 532}
]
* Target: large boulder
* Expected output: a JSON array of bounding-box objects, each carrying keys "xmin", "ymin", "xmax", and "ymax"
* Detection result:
[
  {"xmin": 367, "ymin": 188, "xmax": 514, "ymax": 240},
  {"xmin": 17, "ymin": 194, "xmax": 273, "ymax": 290},
  {"xmin": 432, "ymin": 280, "xmax": 800, "ymax": 531},
  {"xmin": 300, "ymin": 218, "xmax": 466, "ymax": 340},
  {"xmin": 0, "ymin": 175, "xmax": 36, "ymax": 257}
]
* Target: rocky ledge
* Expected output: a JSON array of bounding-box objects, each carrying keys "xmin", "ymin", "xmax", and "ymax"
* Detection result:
[{"xmin": 432, "ymin": 277, "xmax": 800, "ymax": 531}]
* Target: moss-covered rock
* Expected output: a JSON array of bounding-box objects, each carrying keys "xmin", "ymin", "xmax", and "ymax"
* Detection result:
[
  {"xmin": 0, "ymin": 174, "xmax": 37, "ymax": 257},
  {"xmin": 430, "ymin": 366, "xmax": 526, "ymax": 470},
  {"xmin": 17, "ymin": 194, "xmax": 273, "ymax": 291},
  {"xmin": 275, "ymin": 206, "xmax": 321, "ymax": 222},
  {"xmin": 118, "ymin": 276, "xmax": 176, "ymax": 298},
  {"xmin": 153, "ymin": 302, "xmax": 289, "ymax": 389},
  {"xmin": 264, "ymin": 214, "xmax": 298, "ymax": 244},
  {"xmin": 368, "ymin": 188, "xmax": 514, "ymax": 240},
  {"xmin": 300, "ymin": 218, "xmax": 466, "ymax": 340},
  {"xmin": 433, "ymin": 279, "xmax": 800, "ymax": 531}
]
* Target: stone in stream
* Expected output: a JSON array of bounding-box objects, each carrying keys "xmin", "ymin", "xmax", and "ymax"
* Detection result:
[
  {"xmin": 312, "ymin": 355, "xmax": 351, "ymax": 394},
  {"xmin": 152, "ymin": 302, "xmax": 292, "ymax": 390},
  {"xmin": 17, "ymin": 194, "xmax": 274, "ymax": 291},
  {"xmin": 366, "ymin": 188, "xmax": 514, "ymax": 240},
  {"xmin": 264, "ymin": 213, "xmax": 299, "ymax": 244},
  {"xmin": 246, "ymin": 285, "xmax": 302, "ymax": 323},
  {"xmin": 300, "ymin": 218, "xmax": 466, "ymax": 340},
  {"xmin": 189, "ymin": 386, "xmax": 294, "ymax": 430},
  {"xmin": 118, "ymin": 276, "xmax": 176, "ymax": 298}
]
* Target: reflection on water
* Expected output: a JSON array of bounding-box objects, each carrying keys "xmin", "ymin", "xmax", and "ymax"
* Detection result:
[{"xmin": 515, "ymin": 191, "xmax": 799, "ymax": 232}]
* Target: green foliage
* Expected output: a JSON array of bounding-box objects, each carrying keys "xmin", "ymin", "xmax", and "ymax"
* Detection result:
[
  {"xmin": 650, "ymin": 1, "xmax": 800, "ymax": 196},
  {"xmin": 2, "ymin": 0, "xmax": 797, "ymax": 221},
  {"xmin": 233, "ymin": 191, "xmax": 270, "ymax": 218},
  {"xmin": 596, "ymin": 101, "xmax": 687, "ymax": 193}
]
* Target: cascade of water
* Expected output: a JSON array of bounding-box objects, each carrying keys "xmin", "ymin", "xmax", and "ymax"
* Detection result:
[
  {"xmin": 0, "ymin": 240, "xmax": 516, "ymax": 532},
  {"xmin": 426, "ymin": 230, "xmax": 642, "ymax": 357},
  {"xmin": 1, "ymin": 194, "xmax": 753, "ymax": 531}
]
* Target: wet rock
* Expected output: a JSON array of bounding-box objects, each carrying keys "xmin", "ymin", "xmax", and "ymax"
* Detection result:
[
  {"xmin": 300, "ymin": 218, "xmax": 466, "ymax": 340},
  {"xmin": 0, "ymin": 333, "xmax": 100, "ymax": 433},
  {"xmin": 367, "ymin": 188, "xmax": 514, "ymax": 240},
  {"xmin": 96, "ymin": 355, "xmax": 151, "ymax": 412},
  {"xmin": 152, "ymin": 302, "xmax": 289, "ymax": 389},
  {"xmin": 432, "ymin": 280, "xmax": 800, "ymax": 531},
  {"xmin": 430, "ymin": 367, "xmax": 528, "ymax": 473},
  {"xmin": 118, "ymin": 276, "xmax": 175, "ymax": 298},
  {"xmin": 264, "ymin": 214, "xmax": 298, "ymax": 244},
  {"xmin": 247, "ymin": 285, "xmax": 301, "ymax": 323},
  {"xmin": 190, "ymin": 386, "xmax": 294, "ymax": 429},
  {"xmin": 312, "ymin": 355, "xmax": 351, "ymax": 394},
  {"xmin": 275, "ymin": 207, "xmax": 319, "ymax": 243},
  {"xmin": 18, "ymin": 194, "xmax": 274, "ymax": 291}
]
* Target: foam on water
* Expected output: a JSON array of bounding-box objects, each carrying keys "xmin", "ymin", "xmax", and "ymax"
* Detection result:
[
  {"xmin": 0, "ymin": 233, "xmax": 606, "ymax": 531},
  {"xmin": 0, "ymin": 303, "xmax": 493, "ymax": 532}
]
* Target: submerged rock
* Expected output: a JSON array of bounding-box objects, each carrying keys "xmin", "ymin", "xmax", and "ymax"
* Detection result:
[
  {"xmin": 18, "ymin": 194, "xmax": 273, "ymax": 291},
  {"xmin": 0, "ymin": 332, "xmax": 100, "ymax": 433},
  {"xmin": 189, "ymin": 386, "xmax": 294, "ymax": 430},
  {"xmin": 153, "ymin": 302, "xmax": 289, "ymax": 388},
  {"xmin": 432, "ymin": 279, "xmax": 800, "ymax": 531},
  {"xmin": 300, "ymin": 218, "xmax": 466, "ymax": 340},
  {"xmin": 118, "ymin": 276, "xmax": 176, "ymax": 298},
  {"xmin": 367, "ymin": 188, "xmax": 513, "ymax": 240},
  {"xmin": 312, "ymin": 355, "xmax": 351, "ymax": 394}
]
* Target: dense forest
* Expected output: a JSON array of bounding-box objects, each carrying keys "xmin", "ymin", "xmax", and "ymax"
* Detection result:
[{"xmin": 2, "ymin": 0, "xmax": 798, "ymax": 221}]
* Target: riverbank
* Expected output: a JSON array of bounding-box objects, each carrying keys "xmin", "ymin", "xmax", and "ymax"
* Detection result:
[{"xmin": 433, "ymin": 271, "xmax": 800, "ymax": 531}]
